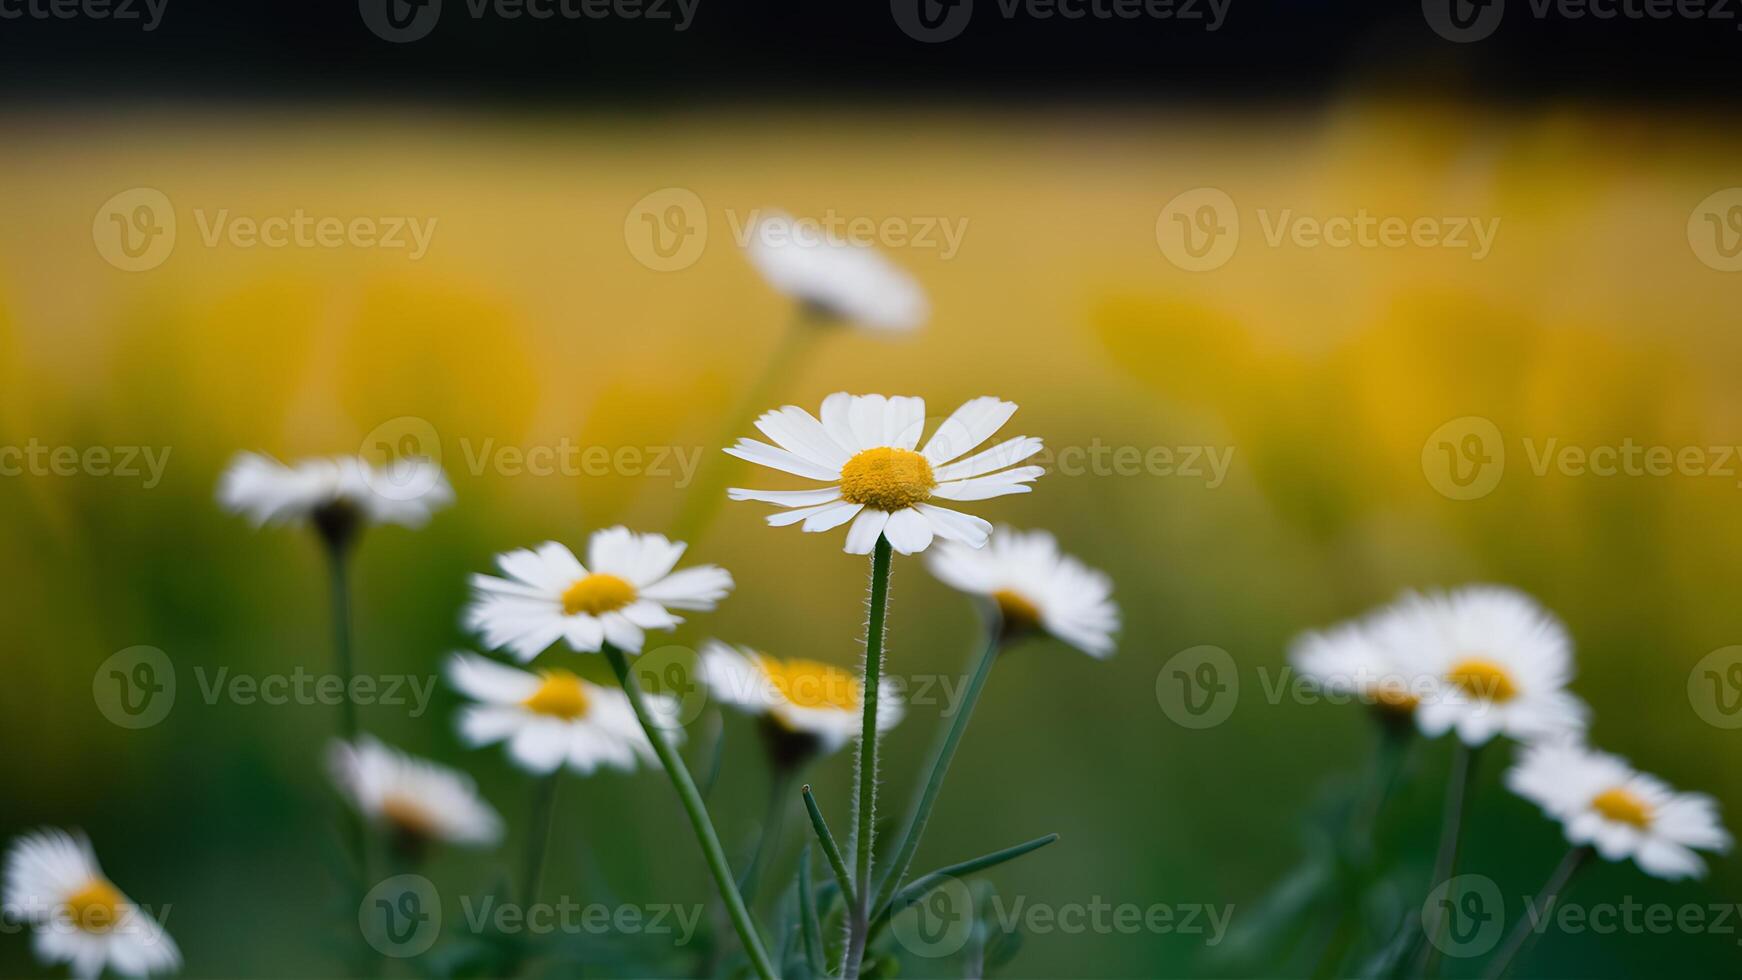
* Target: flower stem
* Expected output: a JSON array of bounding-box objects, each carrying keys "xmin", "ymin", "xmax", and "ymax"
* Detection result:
[
  {"xmin": 844, "ymin": 534, "xmax": 894, "ymax": 980},
  {"xmin": 738, "ymin": 767, "xmax": 795, "ymax": 907},
  {"xmin": 324, "ymin": 540, "xmax": 359, "ymax": 744},
  {"xmin": 802, "ymin": 785, "xmax": 855, "ymax": 907},
  {"xmin": 522, "ymin": 771, "xmax": 561, "ymax": 905},
  {"xmin": 670, "ymin": 308, "xmax": 818, "ymax": 545},
  {"xmin": 1418, "ymin": 739, "xmax": 1481, "ymax": 977},
  {"xmin": 602, "ymin": 642, "xmax": 776, "ymax": 980},
  {"xmin": 1483, "ymin": 845, "xmax": 1591, "ymax": 980},
  {"xmin": 872, "ymin": 623, "xmax": 1002, "ymax": 919}
]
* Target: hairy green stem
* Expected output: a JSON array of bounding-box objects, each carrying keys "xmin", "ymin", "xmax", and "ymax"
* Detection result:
[
  {"xmin": 603, "ymin": 642, "xmax": 776, "ymax": 980},
  {"xmin": 802, "ymin": 785, "xmax": 855, "ymax": 908},
  {"xmin": 1484, "ymin": 846, "xmax": 1591, "ymax": 979},
  {"xmin": 844, "ymin": 534, "xmax": 894, "ymax": 980},
  {"xmin": 869, "ymin": 833, "xmax": 1059, "ymax": 942},
  {"xmin": 873, "ymin": 623, "xmax": 1002, "ymax": 918}
]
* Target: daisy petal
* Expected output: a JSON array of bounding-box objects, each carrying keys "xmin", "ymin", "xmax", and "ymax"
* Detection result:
[
  {"xmin": 845, "ymin": 508, "xmax": 891, "ymax": 554},
  {"xmin": 931, "ymin": 436, "xmax": 1045, "ymax": 482},
  {"xmin": 640, "ymin": 565, "xmax": 734, "ymax": 610},
  {"xmin": 727, "ymin": 487, "xmax": 844, "ymax": 508},
  {"xmin": 756, "ymin": 406, "xmax": 852, "ymax": 470},
  {"xmin": 915, "ymin": 503, "xmax": 992, "ymax": 547},
  {"xmin": 724, "ymin": 438, "xmax": 842, "ymax": 482},
  {"xmin": 802, "ymin": 500, "xmax": 864, "ymax": 533},
  {"xmin": 922, "ymin": 396, "xmax": 1018, "ymax": 464},
  {"xmin": 886, "ymin": 396, "xmax": 926, "ymax": 450},
  {"xmin": 883, "ymin": 507, "xmax": 935, "ymax": 555}
]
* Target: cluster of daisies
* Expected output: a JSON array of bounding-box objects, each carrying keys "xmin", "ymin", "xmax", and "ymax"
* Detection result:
[
  {"xmin": 3, "ymin": 220, "xmax": 1130, "ymax": 978},
  {"xmin": 1291, "ymin": 585, "xmax": 1731, "ymax": 883}
]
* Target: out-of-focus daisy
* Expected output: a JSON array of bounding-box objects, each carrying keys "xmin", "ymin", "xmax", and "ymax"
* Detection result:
[
  {"xmin": 726, "ymin": 393, "xmax": 1045, "ymax": 555},
  {"xmin": 1289, "ymin": 611, "xmax": 1430, "ymax": 718},
  {"xmin": 925, "ymin": 526, "xmax": 1118, "ymax": 657},
  {"xmin": 466, "ymin": 528, "xmax": 732, "ymax": 660},
  {"xmin": 3, "ymin": 829, "xmax": 179, "ymax": 979},
  {"xmin": 217, "ymin": 452, "xmax": 452, "ymax": 543},
  {"xmin": 1392, "ymin": 586, "xmax": 1588, "ymax": 746},
  {"xmin": 743, "ymin": 210, "xmax": 927, "ymax": 333},
  {"xmin": 328, "ymin": 737, "xmax": 503, "ymax": 849},
  {"xmin": 1507, "ymin": 741, "xmax": 1731, "ymax": 880},
  {"xmin": 699, "ymin": 640, "xmax": 904, "ymax": 765},
  {"xmin": 446, "ymin": 652, "xmax": 679, "ymax": 775}
]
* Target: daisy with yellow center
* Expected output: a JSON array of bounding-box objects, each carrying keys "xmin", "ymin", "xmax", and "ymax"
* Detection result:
[
  {"xmin": 1290, "ymin": 604, "xmax": 1434, "ymax": 719},
  {"xmin": 726, "ymin": 392, "xmax": 1045, "ymax": 555},
  {"xmin": 699, "ymin": 640, "xmax": 904, "ymax": 756},
  {"xmin": 743, "ymin": 210, "xmax": 928, "ymax": 333},
  {"xmin": 1507, "ymin": 741, "xmax": 1732, "ymax": 880},
  {"xmin": 1388, "ymin": 586, "xmax": 1589, "ymax": 746},
  {"xmin": 466, "ymin": 527, "xmax": 733, "ymax": 660},
  {"xmin": 447, "ymin": 652, "xmax": 677, "ymax": 774},
  {"xmin": 327, "ymin": 737, "xmax": 503, "ymax": 848},
  {"xmin": 217, "ymin": 451, "xmax": 453, "ymax": 537},
  {"xmin": 925, "ymin": 526, "xmax": 1120, "ymax": 657},
  {"xmin": 3, "ymin": 829, "xmax": 180, "ymax": 979}
]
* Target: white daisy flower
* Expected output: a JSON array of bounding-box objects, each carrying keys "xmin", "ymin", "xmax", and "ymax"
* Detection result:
[
  {"xmin": 217, "ymin": 452, "xmax": 453, "ymax": 535},
  {"xmin": 726, "ymin": 393, "xmax": 1045, "ymax": 555},
  {"xmin": 1507, "ymin": 741, "xmax": 1732, "ymax": 880},
  {"xmin": 2, "ymin": 829, "xmax": 180, "ymax": 980},
  {"xmin": 327, "ymin": 737, "xmax": 503, "ymax": 848},
  {"xmin": 743, "ymin": 210, "xmax": 927, "ymax": 333},
  {"xmin": 698, "ymin": 640, "xmax": 904, "ymax": 759},
  {"xmin": 446, "ymin": 652, "xmax": 680, "ymax": 775},
  {"xmin": 924, "ymin": 526, "xmax": 1119, "ymax": 657},
  {"xmin": 1289, "ymin": 606, "xmax": 1433, "ymax": 716},
  {"xmin": 465, "ymin": 528, "xmax": 733, "ymax": 660},
  {"xmin": 1393, "ymin": 586, "xmax": 1588, "ymax": 746}
]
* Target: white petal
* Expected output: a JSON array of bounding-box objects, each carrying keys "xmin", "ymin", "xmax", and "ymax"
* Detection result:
[
  {"xmin": 724, "ymin": 439, "xmax": 842, "ymax": 481},
  {"xmin": 509, "ymin": 721, "xmax": 569, "ymax": 773},
  {"xmin": 768, "ymin": 500, "xmax": 847, "ymax": 527},
  {"xmin": 922, "ymin": 397, "xmax": 1018, "ymax": 464},
  {"xmin": 914, "ymin": 504, "xmax": 991, "ymax": 547},
  {"xmin": 727, "ymin": 487, "xmax": 844, "ymax": 508},
  {"xmin": 930, "ymin": 467, "xmax": 1044, "ymax": 501},
  {"xmin": 457, "ymin": 704, "xmax": 526, "ymax": 746},
  {"xmin": 848, "ymin": 395, "xmax": 890, "ymax": 451},
  {"xmin": 883, "ymin": 507, "xmax": 934, "ymax": 555},
  {"xmin": 802, "ymin": 500, "xmax": 864, "ymax": 532},
  {"xmin": 587, "ymin": 526, "xmax": 639, "ymax": 577},
  {"xmin": 886, "ymin": 396, "xmax": 927, "ymax": 450},
  {"xmin": 756, "ymin": 406, "xmax": 852, "ymax": 469},
  {"xmin": 820, "ymin": 392, "xmax": 860, "ymax": 452},
  {"xmin": 844, "ymin": 509, "xmax": 891, "ymax": 554},
  {"xmin": 601, "ymin": 612, "xmax": 647, "ymax": 652},
  {"xmin": 446, "ymin": 652, "xmax": 538, "ymax": 704},
  {"xmin": 640, "ymin": 565, "xmax": 733, "ymax": 610},
  {"xmin": 930, "ymin": 436, "xmax": 1045, "ymax": 482}
]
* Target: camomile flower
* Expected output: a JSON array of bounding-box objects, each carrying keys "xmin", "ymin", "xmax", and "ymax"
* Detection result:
[
  {"xmin": 925, "ymin": 526, "xmax": 1118, "ymax": 657},
  {"xmin": 743, "ymin": 210, "xmax": 927, "ymax": 333},
  {"xmin": 328, "ymin": 737, "xmax": 503, "ymax": 849},
  {"xmin": 1289, "ymin": 606, "xmax": 1433, "ymax": 718},
  {"xmin": 446, "ymin": 652, "xmax": 680, "ymax": 775},
  {"xmin": 1507, "ymin": 741, "xmax": 1731, "ymax": 880},
  {"xmin": 217, "ymin": 451, "xmax": 452, "ymax": 545},
  {"xmin": 3, "ymin": 829, "xmax": 179, "ymax": 979},
  {"xmin": 726, "ymin": 393, "xmax": 1045, "ymax": 555},
  {"xmin": 699, "ymin": 640, "xmax": 904, "ymax": 766},
  {"xmin": 466, "ymin": 527, "xmax": 732, "ymax": 660},
  {"xmin": 1390, "ymin": 586, "xmax": 1588, "ymax": 746}
]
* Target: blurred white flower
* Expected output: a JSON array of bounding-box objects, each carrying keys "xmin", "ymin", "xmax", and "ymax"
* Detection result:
[
  {"xmin": 466, "ymin": 527, "xmax": 732, "ymax": 659},
  {"xmin": 446, "ymin": 652, "xmax": 676, "ymax": 775},
  {"xmin": 217, "ymin": 451, "xmax": 452, "ymax": 533},
  {"xmin": 1290, "ymin": 608, "xmax": 1432, "ymax": 716},
  {"xmin": 1397, "ymin": 586, "xmax": 1589, "ymax": 746},
  {"xmin": 744, "ymin": 210, "xmax": 927, "ymax": 333},
  {"xmin": 727, "ymin": 393, "xmax": 1044, "ymax": 555},
  {"xmin": 925, "ymin": 526, "xmax": 1118, "ymax": 657},
  {"xmin": 699, "ymin": 640, "xmax": 902, "ymax": 756},
  {"xmin": 2, "ymin": 829, "xmax": 180, "ymax": 980},
  {"xmin": 328, "ymin": 737, "xmax": 502, "ymax": 848},
  {"xmin": 1507, "ymin": 741, "xmax": 1731, "ymax": 880}
]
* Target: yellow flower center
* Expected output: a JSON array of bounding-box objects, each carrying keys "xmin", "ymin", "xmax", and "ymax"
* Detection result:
[
  {"xmin": 63, "ymin": 878, "xmax": 124, "ymax": 934},
  {"xmin": 1592, "ymin": 787, "xmax": 1654, "ymax": 828},
  {"xmin": 522, "ymin": 670, "xmax": 592, "ymax": 720},
  {"xmin": 380, "ymin": 795, "xmax": 440, "ymax": 839},
  {"xmin": 838, "ymin": 447, "xmax": 936, "ymax": 512},
  {"xmin": 561, "ymin": 573, "xmax": 637, "ymax": 616},
  {"xmin": 1445, "ymin": 657, "xmax": 1518, "ymax": 703},
  {"xmin": 993, "ymin": 589, "xmax": 1043, "ymax": 630},
  {"xmin": 757, "ymin": 655, "xmax": 861, "ymax": 713}
]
